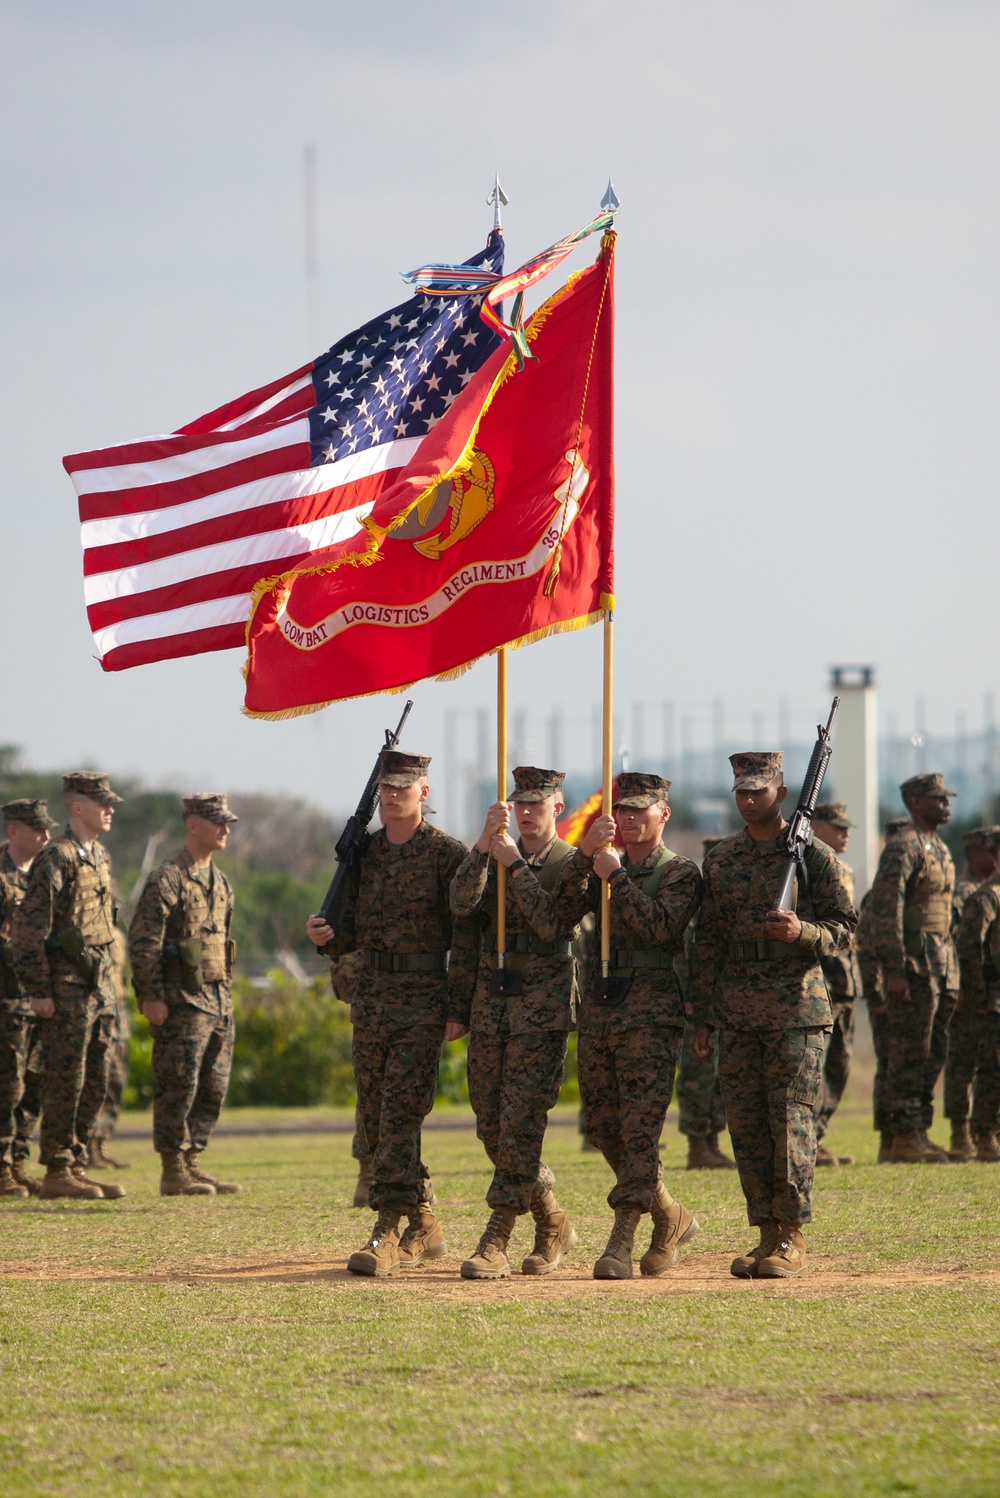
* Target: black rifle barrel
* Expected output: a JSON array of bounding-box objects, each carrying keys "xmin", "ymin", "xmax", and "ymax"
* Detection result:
[
  {"xmin": 771, "ymin": 696, "xmax": 840, "ymax": 913},
  {"xmin": 317, "ymin": 700, "xmax": 413, "ymax": 931}
]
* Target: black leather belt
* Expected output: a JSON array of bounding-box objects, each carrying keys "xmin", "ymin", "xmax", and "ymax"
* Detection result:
[
  {"xmin": 494, "ymin": 935, "xmax": 573, "ymax": 957},
  {"xmin": 727, "ymin": 940, "xmax": 801, "ymax": 961},
  {"xmin": 364, "ymin": 950, "xmax": 447, "ymax": 974},
  {"xmin": 610, "ymin": 950, "xmax": 675, "ymax": 970}
]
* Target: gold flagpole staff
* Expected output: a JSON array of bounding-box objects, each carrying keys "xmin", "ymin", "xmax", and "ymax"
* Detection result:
[
  {"xmin": 599, "ymin": 607, "xmax": 614, "ymax": 994},
  {"xmin": 495, "ymin": 647, "xmax": 510, "ymax": 992}
]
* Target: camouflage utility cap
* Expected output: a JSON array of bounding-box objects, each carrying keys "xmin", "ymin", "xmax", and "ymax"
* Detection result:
[
  {"xmin": 379, "ymin": 750, "xmax": 431, "ymax": 787},
  {"xmin": 814, "ymin": 801, "xmax": 854, "ymax": 829},
  {"xmin": 62, "ymin": 772, "xmax": 122, "ymax": 805},
  {"xmin": 183, "ymin": 793, "xmax": 238, "ymax": 825},
  {"xmin": 900, "ymin": 772, "xmax": 956, "ymax": 801},
  {"xmin": 613, "ymin": 772, "xmax": 671, "ymax": 809},
  {"xmin": 510, "ymin": 766, "xmax": 566, "ymax": 803},
  {"xmin": 963, "ymin": 825, "xmax": 1000, "ymax": 850},
  {"xmin": 884, "ymin": 817, "xmax": 912, "ymax": 836},
  {"xmin": 1, "ymin": 797, "xmax": 57, "ymax": 831},
  {"xmin": 729, "ymin": 752, "xmax": 783, "ymax": 791}
]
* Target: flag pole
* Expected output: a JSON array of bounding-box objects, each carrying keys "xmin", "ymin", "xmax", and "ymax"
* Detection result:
[
  {"xmin": 496, "ymin": 647, "xmax": 508, "ymax": 988},
  {"xmin": 600, "ymin": 609, "xmax": 613, "ymax": 988}
]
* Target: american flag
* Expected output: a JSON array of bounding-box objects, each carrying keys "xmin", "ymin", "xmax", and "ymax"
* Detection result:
[{"xmin": 64, "ymin": 236, "xmax": 504, "ymax": 671}]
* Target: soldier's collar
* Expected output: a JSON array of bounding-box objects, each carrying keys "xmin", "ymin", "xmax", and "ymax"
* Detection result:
[{"xmin": 519, "ymin": 833, "xmax": 557, "ymax": 865}]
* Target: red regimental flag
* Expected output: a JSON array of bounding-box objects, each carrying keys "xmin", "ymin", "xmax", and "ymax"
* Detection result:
[{"xmin": 243, "ymin": 237, "xmax": 615, "ymax": 716}]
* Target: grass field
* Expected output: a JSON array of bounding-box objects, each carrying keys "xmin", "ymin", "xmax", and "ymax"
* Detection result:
[{"xmin": 1, "ymin": 1099, "xmax": 999, "ymax": 1497}]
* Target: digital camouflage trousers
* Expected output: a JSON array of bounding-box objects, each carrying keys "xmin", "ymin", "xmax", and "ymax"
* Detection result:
[
  {"xmin": 886, "ymin": 976, "xmax": 956, "ymax": 1135},
  {"xmin": 38, "ymin": 987, "xmax": 115, "ymax": 1167},
  {"xmin": 352, "ymin": 1020, "xmax": 443, "ymax": 1213},
  {"xmin": 578, "ymin": 1024, "xmax": 683, "ymax": 1211},
  {"xmin": 152, "ymin": 1002, "xmax": 234, "ymax": 1154},
  {"xmin": 677, "ymin": 1022, "xmax": 727, "ymax": 1138},
  {"xmin": 718, "ymin": 1026, "xmax": 827, "ymax": 1227},
  {"xmin": 467, "ymin": 1028, "xmax": 567, "ymax": 1213},
  {"xmin": 944, "ymin": 1007, "xmax": 1000, "ymax": 1135},
  {"xmin": 815, "ymin": 1000, "xmax": 854, "ymax": 1141}
]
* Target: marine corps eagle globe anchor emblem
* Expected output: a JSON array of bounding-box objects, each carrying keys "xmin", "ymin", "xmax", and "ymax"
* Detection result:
[{"xmin": 391, "ymin": 449, "xmax": 497, "ymax": 559}]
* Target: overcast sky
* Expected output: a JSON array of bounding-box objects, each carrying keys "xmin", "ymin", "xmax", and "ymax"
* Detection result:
[{"xmin": 2, "ymin": 0, "xmax": 998, "ymax": 814}]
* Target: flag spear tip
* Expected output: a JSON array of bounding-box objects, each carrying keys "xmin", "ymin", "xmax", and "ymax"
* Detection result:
[
  {"xmin": 487, "ymin": 173, "xmax": 509, "ymax": 231},
  {"xmin": 601, "ymin": 177, "xmax": 620, "ymax": 215}
]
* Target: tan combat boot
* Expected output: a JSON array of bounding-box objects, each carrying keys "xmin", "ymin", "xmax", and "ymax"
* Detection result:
[
  {"xmin": 87, "ymin": 1138, "xmax": 131, "ymax": 1171},
  {"xmin": 814, "ymin": 1142, "xmax": 840, "ymax": 1167},
  {"xmin": 397, "ymin": 1208, "xmax": 447, "ymax": 1267},
  {"xmin": 974, "ymin": 1132, "xmax": 1000, "ymax": 1163},
  {"xmin": 687, "ymin": 1135, "xmax": 730, "ymax": 1170},
  {"xmin": 185, "ymin": 1150, "xmax": 241, "ymax": 1194},
  {"xmin": 706, "ymin": 1133, "xmax": 736, "ymax": 1168},
  {"xmin": 0, "ymin": 1163, "xmax": 28, "ymax": 1198},
  {"xmin": 521, "ymin": 1185, "xmax": 577, "ymax": 1275},
  {"xmin": 461, "ymin": 1206, "xmax": 518, "ymax": 1279},
  {"xmin": 593, "ymin": 1207, "xmax": 642, "ymax": 1280},
  {"xmin": 39, "ymin": 1164, "xmax": 103, "ymax": 1200},
  {"xmin": 160, "ymin": 1152, "xmax": 215, "ymax": 1196},
  {"xmin": 347, "ymin": 1210, "xmax": 403, "ymax": 1276},
  {"xmin": 72, "ymin": 1163, "xmax": 125, "ymax": 1199},
  {"xmin": 640, "ymin": 1184, "xmax": 698, "ymax": 1276},
  {"xmin": 352, "ymin": 1155, "xmax": 373, "ymax": 1208},
  {"xmin": 917, "ymin": 1129, "xmax": 950, "ymax": 1163},
  {"xmin": 890, "ymin": 1131, "xmax": 951, "ymax": 1164},
  {"xmin": 757, "ymin": 1222, "xmax": 808, "ymax": 1278},
  {"xmin": 877, "ymin": 1131, "xmax": 893, "ymax": 1164},
  {"xmin": 948, "ymin": 1123, "xmax": 974, "ymax": 1162},
  {"xmin": 9, "ymin": 1160, "xmax": 42, "ymax": 1196},
  {"xmin": 730, "ymin": 1220, "xmax": 780, "ymax": 1279}
]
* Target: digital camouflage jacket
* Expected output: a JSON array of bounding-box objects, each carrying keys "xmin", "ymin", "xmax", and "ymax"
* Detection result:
[
  {"xmin": 554, "ymin": 842, "xmax": 702, "ymax": 1036},
  {"xmin": 128, "ymin": 849, "xmax": 234, "ymax": 1016},
  {"xmin": 12, "ymin": 829, "xmax": 115, "ymax": 1001},
  {"xmin": 322, "ymin": 819, "xmax": 477, "ymax": 1030},
  {"xmin": 449, "ymin": 835, "xmax": 578, "ymax": 1035},
  {"xmin": 866, "ymin": 826, "xmax": 957, "ymax": 986},
  {"xmin": 955, "ymin": 874, "xmax": 1000, "ymax": 1014},
  {"xmin": 692, "ymin": 829, "xmax": 856, "ymax": 1032},
  {"xmin": 0, "ymin": 845, "xmax": 31, "ymax": 1014}
]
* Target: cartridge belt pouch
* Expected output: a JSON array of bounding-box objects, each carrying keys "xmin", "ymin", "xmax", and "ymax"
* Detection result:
[
  {"xmin": 164, "ymin": 938, "xmax": 205, "ymax": 996},
  {"xmin": 45, "ymin": 926, "xmax": 98, "ymax": 985},
  {"xmin": 364, "ymin": 950, "xmax": 448, "ymax": 974}
]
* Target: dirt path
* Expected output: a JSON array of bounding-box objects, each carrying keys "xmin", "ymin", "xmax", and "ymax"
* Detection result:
[{"xmin": 4, "ymin": 1254, "xmax": 999, "ymax": 1297}]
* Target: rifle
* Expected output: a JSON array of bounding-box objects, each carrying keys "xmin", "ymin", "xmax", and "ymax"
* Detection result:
[
  {"xmin": 771, "ymin": 697, "xmax": 840, "ymax": 911},
  {"xmin": 317, "ymin": 700, "xmax": 413, "ymax": 931}
]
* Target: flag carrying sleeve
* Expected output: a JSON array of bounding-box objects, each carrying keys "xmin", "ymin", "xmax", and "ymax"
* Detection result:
[
  {"xmin": 244, "ymin": 234, "xmax": 615, "ymax": 717},
  {"xmin": 62, "ymin": 239, "xmax": 504, "ymax": 671}
]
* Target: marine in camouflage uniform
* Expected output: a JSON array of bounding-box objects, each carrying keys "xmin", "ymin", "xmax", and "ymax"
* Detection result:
[
  {"xmin": 692, "ymin": 753, "xmax": 856, "ymax": 1279},
  {"xmin": 309, "ymin": 750, "xmax": 476, "ymax": 1277},
  {"xmin": 867, "ymin": 772, "xmax": 958, "ymax": 1163},
  {"xmin": 555, "ymin": 772, "xmax": 702, "ymax": 1280},
  {"xmin": 129, "ymin": 794, "xmax": 240, "ymax": 1197},
  {"xmin": 953, "ymin": 835, "xmax": 1000, "ymax": 1161},
  {"xmin": 89, "ymin": 927, "xmax": 132, "ymax": 1170},
  {"xmin": 449, "ymin": 766, "xmax": 579, "ymax": 1278},
  {"xmin": 811, "ymin": 802, "xmax": 862, "ymax": 1166},
  {"xmin": 944, "ymin": 827, "xmax": 1000, "ymax": 1160},
  {"xmin": 856, "ymin": 816, "xmax": 912, "ymax": 1161},
  {"xmin": 674, "ymin": 836, "xmax": 734, "ymax": 1170},
  {"xmin": 0, "ymin": 798, "xmax": 57, "ymax": 1197},
  {"xmin": 12, "ymin": 774, "xmax": 125, "ymax": 1201}
]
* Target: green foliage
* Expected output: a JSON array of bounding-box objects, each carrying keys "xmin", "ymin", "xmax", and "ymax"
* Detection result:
[
  {"xmin": 217, "ymin": 864, "xmax": 329, "ymax": 964},
  {"xmin": 226, "ymin": 975, "xmax": 355, "ymax": 1108}
]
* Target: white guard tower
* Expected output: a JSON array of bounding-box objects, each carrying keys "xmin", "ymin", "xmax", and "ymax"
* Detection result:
[{"xmin": 829, "ymin": 665, "xmax": 879, "ymax": 899}]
